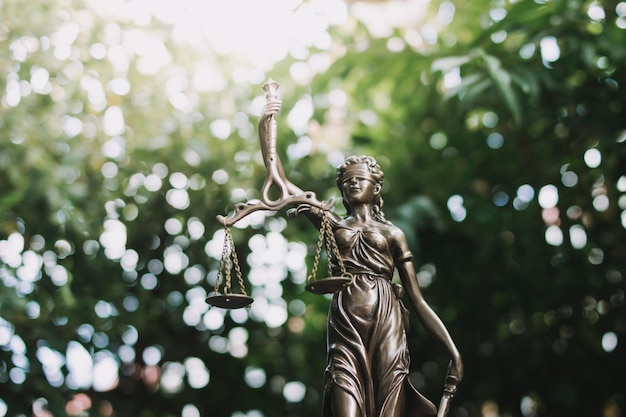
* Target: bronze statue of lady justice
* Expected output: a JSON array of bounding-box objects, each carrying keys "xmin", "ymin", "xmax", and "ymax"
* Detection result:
[{"xmin": 208, "ymin": 80, "xmax": 463, "ymax": 417}]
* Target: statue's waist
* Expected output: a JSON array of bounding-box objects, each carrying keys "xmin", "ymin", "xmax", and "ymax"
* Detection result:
[{"xmin": 343, "ymin": 270, "xmax": 391, "ymax": 280}]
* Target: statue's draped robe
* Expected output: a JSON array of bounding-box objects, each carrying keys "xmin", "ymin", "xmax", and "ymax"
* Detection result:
[{"xmin": 323, "ymin": 224, "xmax": 436, "ymax": 417}]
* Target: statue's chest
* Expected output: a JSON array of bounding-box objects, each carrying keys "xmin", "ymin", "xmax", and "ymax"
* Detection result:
[{"xmin": 335, "ymin": 227, "xmax": 390, "ymax": 254}]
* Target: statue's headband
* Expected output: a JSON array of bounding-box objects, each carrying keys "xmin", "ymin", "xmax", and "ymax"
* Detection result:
[{"xmin": 339, "ymin": 164, "xmax": 378, "ymax": 183}]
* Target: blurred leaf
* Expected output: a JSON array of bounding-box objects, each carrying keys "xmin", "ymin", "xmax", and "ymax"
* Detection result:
[{"xmin": 480, "ymin": 50, "xmax": 522, "ymax": 125}]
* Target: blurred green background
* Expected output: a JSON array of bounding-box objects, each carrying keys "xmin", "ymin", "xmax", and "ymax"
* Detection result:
[{"xmin": 1, "ymin": 0, "xmax": 625, "ymax": 416}]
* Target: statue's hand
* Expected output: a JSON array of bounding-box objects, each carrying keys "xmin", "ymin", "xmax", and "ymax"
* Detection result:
[
  {"xmin": 261, "ymin": 101, "xmax": 281, "ymax": 122},
  {"xmin": 287, "ymin": 203, "xmax": 316, "ymax": 218},
  {"xmin": 448, "ymin": 356, "xmax": 464, "ymax": 383},
  {"xmin": 439, "ymin": 359, "xmax": 461, "ymax": 399}
]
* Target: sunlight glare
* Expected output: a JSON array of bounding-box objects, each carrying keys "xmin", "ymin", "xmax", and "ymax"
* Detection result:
[
  {"xmin": 588, "ymin": 3, "xmax": 606, "ymax": 21},
  {"xmin": 545, "ymin": 225, "xmax": 563, "ymax": 246},
  {"xmin": 87, "ymin": 0, "xmax": 347, "ymax": 71},
  {"xmin": 37, "ymin": 345, "xmax": 65, "ymax": 386},
  {"xmin": 203, "ymin": 308, "xmax": 225, "ymax": 331},
  {"xmin": 538, "ymin": 185, "xmax": 558, "ymax": 209},
  {"xmin": 540, "ymin": 36, "xmax": 560, "ymax": 63},
  {"xmin": 99, "ymin": 219, "xmax": 127, "ymax": 260},
  {"xmin": 103, "ymin": 106, "xmax": 125, "ymax": 136},
  {"xmin": 602, "ymin": 332, "xmax": 618, "ymax": 352},
  {"xmin": 93, "ymin": 350, "xmax": 119, "ymax": 391},
  {"xmin": 447, "ymin": 194, "xmax": 467, "ymax": 222},
  {"xmin": 185, "ymin": 357, "xmax": 210, "ymax": 389},
  {"xmin": 182, "ymin": 404, "xmax": 201, "ymax": 417},
  {"xmin": 245, "ymin": 367, "xmax": 267, "ymax": 388},
  {"xmin": 283, "ymin": 381, "xmax": 306, "ymax": 403},
  {"xmin": 66, "ymin": 341, "xmax": 93, "ymax": 389},
  {"xmin": 353, "ymin": 0, "xmax": 429, "ymax": 38},
  {"xmin": 569, "ymin": 225, "xmax": 587, "ymax": 249},
  {"xmin": 142, "ymin": 345, "xmax": 163, "ymax": 366},
  {"xmin": 584, "ymin": 148, "xmax": 601, "ymax": 168},
  {"xmin": 161, "ymin": 362, "xmax": 185, "ymax": 394},
  {"xmin": 288, "ymin": 97, "xmax": 314, "ymax": 135},
  {"xmin": 265, "ymin": 304, "xmax": 288, "ymax": 328},
  {"xmin": 443, "ymin": 67, "xmax": 461, "ymax": 89}
]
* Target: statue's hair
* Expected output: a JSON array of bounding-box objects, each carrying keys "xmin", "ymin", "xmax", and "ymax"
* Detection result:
[{"xmin": 336, "ymin": 155, "xmax": 389, "ymax": 224}]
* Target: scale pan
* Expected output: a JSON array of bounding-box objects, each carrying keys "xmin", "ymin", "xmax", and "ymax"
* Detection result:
[
  {"xmin": 205, "ymin": 294, "xmax": 254, "ymax": 309},
  {"xmin": 305, "ymin": 276, "xmax": 352, "ymax": 295}
]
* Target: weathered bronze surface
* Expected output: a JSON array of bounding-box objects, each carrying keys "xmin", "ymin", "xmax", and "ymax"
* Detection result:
[{"xmin": 211, "ymin": 80, "xmax": 463, "ymax": 416}]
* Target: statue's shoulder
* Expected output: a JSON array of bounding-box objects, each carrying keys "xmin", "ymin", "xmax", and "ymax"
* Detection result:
[{"xmin": 375, "ymin": 222, "xmax": 406, "ymax": 241}]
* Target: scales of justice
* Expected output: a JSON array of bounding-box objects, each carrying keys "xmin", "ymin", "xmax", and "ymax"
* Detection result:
[
  {"xmin": 206, "ymin": 79, "xmax": 462, "ymax": 417},
  {"xmin": 206, "ymin": 79, "xmax": 349, "ymax": 308}
]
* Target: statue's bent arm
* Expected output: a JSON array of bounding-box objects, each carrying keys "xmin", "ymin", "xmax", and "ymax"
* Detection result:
[{"xmin": 390, "ymin": 227, "xmax": 464, "ymax": 381}]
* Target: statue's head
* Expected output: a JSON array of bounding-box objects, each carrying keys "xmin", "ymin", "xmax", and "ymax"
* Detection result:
[{"xmin": 336, "ymin": 155, "xmax": 387, "ymax": 223}]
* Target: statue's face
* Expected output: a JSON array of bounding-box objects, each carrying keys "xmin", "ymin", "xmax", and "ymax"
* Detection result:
[{"xmin": 341, "ymin": 173, "xmax": 379, "ymax": 206}]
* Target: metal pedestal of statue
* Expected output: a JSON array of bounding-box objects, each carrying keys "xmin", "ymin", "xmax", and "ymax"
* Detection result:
[{"xmin": 206, "ymin": 80, "xmax": 463, "ymax": 417}]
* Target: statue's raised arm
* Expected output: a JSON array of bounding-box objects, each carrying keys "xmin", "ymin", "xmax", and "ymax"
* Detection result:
[
  {"xmin": 216, "ymin": 79, "xmax": 333, "ymax": 226},
  {"xmin": 257, "ymin": 79, "xmax": 304, "ymax": 202}
]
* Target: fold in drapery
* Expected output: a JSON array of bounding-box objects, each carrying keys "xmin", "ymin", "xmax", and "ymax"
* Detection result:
[{"xmin": 322, "ymin": 225, "xmax": 436, "ymax": 417}]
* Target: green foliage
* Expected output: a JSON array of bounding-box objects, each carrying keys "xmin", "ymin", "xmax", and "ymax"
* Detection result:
[{"xmin": 1, "ymin": 0, "xmax": 625, "ymax": 416}]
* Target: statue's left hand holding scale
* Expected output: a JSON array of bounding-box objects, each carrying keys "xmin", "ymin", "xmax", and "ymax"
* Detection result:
[{"xmin": 216, "ymin": 79, "xmax": 334, "ymax": 227}]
